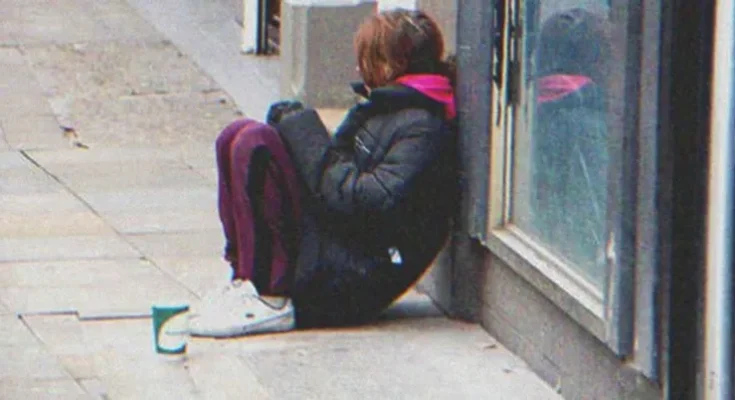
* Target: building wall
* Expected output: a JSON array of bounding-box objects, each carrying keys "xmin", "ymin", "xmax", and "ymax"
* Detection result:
[
  {"xmin": 420, "ymin": 234, "xmax": 661, "ymax": 399},
  {"xmin": 412, "ymin": 1, "xmax": 664, "ymax": 397},
  {"xmin": 417, "ymin": 0, "xmax": 458, "ymax": 54},
  {"xmin": 478, "ymin": 250, "xmax": 661, "ymax": 399},
  {"xmin": 222, "ymin": 0, "xmax": 244, "ymax": 23}
]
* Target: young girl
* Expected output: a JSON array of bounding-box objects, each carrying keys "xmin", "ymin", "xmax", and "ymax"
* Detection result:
[{"xmin": 189, "ymin": 9, "xmax": 458, "ymax": 337}]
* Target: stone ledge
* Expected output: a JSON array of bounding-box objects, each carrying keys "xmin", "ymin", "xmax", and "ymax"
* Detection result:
[
  {"xmin": 280, "ymin": 0, "xmax": 376, "ymax": 108},
  {"xmin": 316, "ymin": 108, "xmax": 349, "ymax": 133}
]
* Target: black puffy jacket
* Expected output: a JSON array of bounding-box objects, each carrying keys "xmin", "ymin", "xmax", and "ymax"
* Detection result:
[{"xmin": 276, "ymin": 84, "xmax": 457, "ymax": 327}]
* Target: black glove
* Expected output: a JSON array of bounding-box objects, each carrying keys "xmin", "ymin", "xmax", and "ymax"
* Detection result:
[{"xmin": 266, "ymin": 100, "xmax": 305, "ymax": 125}]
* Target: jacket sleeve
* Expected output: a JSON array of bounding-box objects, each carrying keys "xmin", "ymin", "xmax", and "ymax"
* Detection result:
[
  {"xmin": 319, "ymin": 115, "xmax": 445, "ymax": 214},
  {"xmin": 275, "ymin": 108, "xmax": 333, "ymax": 192},
  {"xmin": 277, "ymin": 108, "xmax": 447, "ymax": 215}
]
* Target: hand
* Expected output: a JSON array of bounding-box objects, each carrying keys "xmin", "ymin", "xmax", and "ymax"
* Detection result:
[{"xmin": 266, "ymin": 100, "xmax": 305, "ymax": 125}]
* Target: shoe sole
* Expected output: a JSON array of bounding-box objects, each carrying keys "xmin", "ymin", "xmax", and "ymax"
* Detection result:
[{"xmin": 189, "ymin": 311, "xmax": 295, "ymax": 338}]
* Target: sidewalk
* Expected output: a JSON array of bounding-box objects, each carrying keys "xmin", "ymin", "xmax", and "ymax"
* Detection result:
[{"xmin": 0, "ymin": 0, "xmax": 561, "ymax": 398}]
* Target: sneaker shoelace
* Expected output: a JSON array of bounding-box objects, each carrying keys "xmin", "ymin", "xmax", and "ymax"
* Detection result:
[{"xmin": 195, "ymin": 280, "xmax": 259, "ymax": 312}]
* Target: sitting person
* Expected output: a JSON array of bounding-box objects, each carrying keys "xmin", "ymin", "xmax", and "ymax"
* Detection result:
[{"xmin": 188, "ymin": 9, "xmax": 458, "ymax": 337}]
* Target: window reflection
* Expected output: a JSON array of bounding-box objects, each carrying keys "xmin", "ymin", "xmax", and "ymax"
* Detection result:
[{"xmin": 513, "ymin": 5, "xmax": 612, "ymax": 287}]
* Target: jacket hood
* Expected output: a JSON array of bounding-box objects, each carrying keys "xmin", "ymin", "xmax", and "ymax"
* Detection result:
[
  {"xmin": 395, "ymin": 74, "xmax": 456, "ymax": 120},
  {"xmin": 537, "ymin": 74, "xmax": 593, "ymax": 104},
  {"xmin": 351, "ymin": 75, "xmax": 456, "ymax": 120}
]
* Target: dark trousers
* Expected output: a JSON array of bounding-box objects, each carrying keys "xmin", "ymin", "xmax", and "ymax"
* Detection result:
[{"xmin": 215, "ymin": 119, "xmax": 301, "ymax": 295}]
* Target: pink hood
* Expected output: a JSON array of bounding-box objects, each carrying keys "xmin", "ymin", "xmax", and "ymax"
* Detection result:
[
  {"xmin": 537, "ymin": 74, "xmax": 593, "ymax": 104},
  {"xmin": 395, "ymin": 74, "xmax": 457, "ymax": 120}
]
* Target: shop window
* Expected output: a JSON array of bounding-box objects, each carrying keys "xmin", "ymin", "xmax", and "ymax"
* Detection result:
[
  {"xmin": 485, "ymin": 0, "xmax": 661, "ymax": 363},
  {"xmin": 514, "ymin": 4, "xmax": 612, "ymax": 289}
]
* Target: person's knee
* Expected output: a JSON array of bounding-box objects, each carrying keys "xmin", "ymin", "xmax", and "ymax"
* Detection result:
[{"xmin": 215, "ymin": 124, "xmax": 242, "ymax": 154}]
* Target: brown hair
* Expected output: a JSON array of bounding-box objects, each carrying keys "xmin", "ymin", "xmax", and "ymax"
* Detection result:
[{"xmin": 354, "ymin": 9, "xmax": 455, "ymax": 89}]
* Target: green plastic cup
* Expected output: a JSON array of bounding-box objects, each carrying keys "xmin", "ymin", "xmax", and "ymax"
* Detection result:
[{"xmin": 152, "ymin": 304, "xmax": 190, "ymax": 354}]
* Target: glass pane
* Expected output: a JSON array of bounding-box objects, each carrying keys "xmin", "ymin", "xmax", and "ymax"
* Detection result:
[{"xmin": 511, "ymin": 0, "xmax": 615, "ymax": 288}]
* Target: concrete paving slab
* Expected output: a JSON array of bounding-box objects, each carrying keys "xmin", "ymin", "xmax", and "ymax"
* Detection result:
[
  {"xmin": 25, "ymin": 147, "xmax": 178, "ymax": 165},
  {"xmin": 1, "ymin": 285, "xmax": 194, "ymax": 319},
  {"xmin": 46, "ymin": 91, "xmax": 238, "ymax": 148},
  {"xmin": 42, "ymin": 350, "xmax": 198, "ymax": 399},
  {"xmin": 172, "ymin": 141, "xmax": 218, "ymax": 170},
  {"xmin": 0, "ymin": 125, "xmax": 10, "ymax": 151},
  {"xmin": 2, "ymin": 114, "xmax": 67, "ymax": 151},
  {"xmin": 0, "ymin": 151, "xmax": 32, "ymax": 169},
  {"xmin": 150, "ymin": 256, "xmax": 231, "ymax": 298},
  {"xmin": 19, "ymin": 310, "xmax": 559, "ymax": 399},
  {"xmin": 0, "ymin": 89, "xmax": 54, "ymax": 121},
  {"xmin": 0, "ymin": 163, "xmax": 65, "ymax": 195},
  {"xmin": 0, "ymin": 315, "xmax": 40, "ymax": 347},
  {"xmin": 0, "ymin": 31, "xmax": 18, "ymax": 47},
  {"xmin": 91, "ymin": 350, "xmax": 195, "ymax": 385},
  {"xmin": 177, "ymin": 317, "xmax": 561, "ymax": 399},
  {"xmin": 193, "ymin": 167, "xmax": 218, "ymax": 184},
  {"xmin": 0, "ymin": 192, "xmax": 89, "ymax": 215},
  {"xmin": 99, "ymin": 379, "xmax": 199, "ymax": 400},
  {"xmin": 77, "ymin": 378, "xmax": 108, "ymax": 399},
  {"xmin": 23, "ymin": 316, "xmax": 179, "ymax": 383},
  {"xmin": 0, "ymin": 259, "xmax": 164, "ymax": 288},
  {"xmin": 27, "ymin": 41, "xmax": 219, "ymax": 100},
  {"xmin": 22, "ymin": 315, "xmax": 151, "ymax": 356},
  {"xmin": 127, "ymin": 0, "xmax": 281, "ymax": 119},
  {"xmin": 0, "ymin": 46, "xmax": 31, "ymax": 69},
  {"xmin": 0, "ymin": 212, "xmax": 112, "ymax": 237},
  {"xmin": 186, "ymin": 352, "xmax": 272, "ymax": 399},
  {"xmin": 0, "ymin": 259, "xmax": 196, "ymax": 316},
  {"xmin": 125, "ymin": 231, "xmax": 222, "ymax": 258},
  {"xmin": 0, "ymin": 49, "xmax": 55, "ymax": 119},
  {"xmin": 77, "ymin": 317, "xmax": 155, "ymax": 354},
  {"xmin": 77, "ymin": 187, "xmax": 216, "ymax": 213},
  {"xmin": 0, "ymin": 301, "xmax": 10, "ymax": 315},
  {"xmin": 42, "ymin": 160, "xmax": 211, "ymax": 192},
  {"xmin": 103, "ymin": 208, "xmax": 221, "ymax": 234},
  {"xmin": 21, "ymin": 315, "xmax": 90, "ymax": 357},
  {"xmin": 86, "ymin": 0, "xmax": 144, "ymax": 15},
  {"xmin": 57, "ymin": 355, "xmax": 98, "ymax": 381},
  {"xmin": 0, "ymin": 346, "xmax": 70, "ymax": 380},
  {"xmin": 238, "ymin": 318, "xmax": 561, "ymax": 400},
  {"xmin": 0, "ymin": 235, "xmax": 139, "ymax": 263},
  {"xmin": 0, "ymin": 379, "xmax": 88, "ymax": 399},
  {"xmin": 0, "ymin": 0, "xmax": 110, "ymax": 45},
  {"xmin": 96, "ymin": 7, "xmax": 163, "ymax": 43}
]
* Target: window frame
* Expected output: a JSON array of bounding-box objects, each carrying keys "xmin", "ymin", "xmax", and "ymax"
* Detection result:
[{"xmin": 482, "ymin": 0, "xmax": 662, "ymax": 367}]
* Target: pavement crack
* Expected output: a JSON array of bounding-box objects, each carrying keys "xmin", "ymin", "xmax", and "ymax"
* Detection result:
[
  {"xmin": 19, "ymin": 310, "xmax": 79, "ymax": 318},
  {"xmin": 18, "ymin": 150, "xmax": 147, "ymax": 259},
  {"xmin": 0, "ymin": 121, "xmax": 11, "ymax": 148}
]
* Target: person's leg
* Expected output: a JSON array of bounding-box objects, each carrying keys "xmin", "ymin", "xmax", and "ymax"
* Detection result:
[
  {"xmin": 215, "ymin": 119, "xmax": 254, "ymax": 270},
  {"xmin": 228, "ymin": 123, "xmax": 301, "ymax": 295},
  {"xmin": 190, "ymin": 121, "xmax": 301, "ymax": 337}
]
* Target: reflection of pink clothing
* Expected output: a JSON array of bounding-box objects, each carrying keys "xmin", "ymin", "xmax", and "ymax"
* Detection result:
[
  {"xmin": 537, "ymin": 74, "xmax": 593, "ymax": 104},
  {"xmin": 396, "ymin": 74, "xmax": 457, "ymax": 120}
]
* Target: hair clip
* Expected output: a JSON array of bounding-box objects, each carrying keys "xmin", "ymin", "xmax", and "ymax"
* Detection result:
[{"xmin": 401, "ymin": 15, "xmax": 425, "ymax": 35}]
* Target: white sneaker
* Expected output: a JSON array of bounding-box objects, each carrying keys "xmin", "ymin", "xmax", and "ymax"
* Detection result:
[
  {"xmin": 191, "ymin": 279, "xmax": 253, "ymax": 314},
  {"xmin": 188, "ymin": 280, "xmax": 295, "ymax": 338}
]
